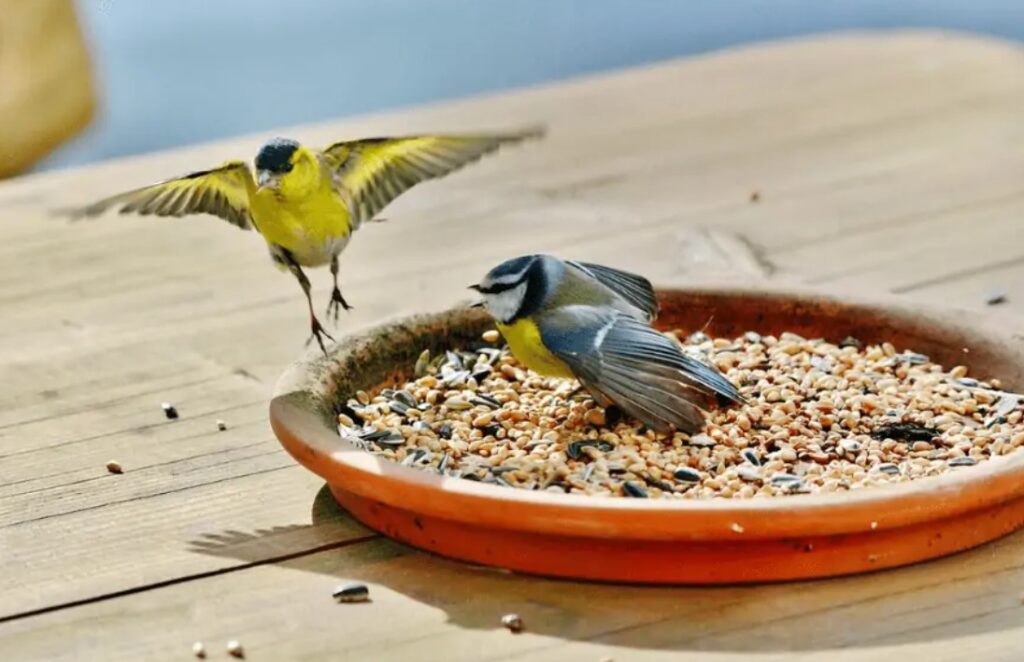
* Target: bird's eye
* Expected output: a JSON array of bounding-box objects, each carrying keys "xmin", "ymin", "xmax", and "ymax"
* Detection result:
[{"xmin": 282, "ymin": 162, "xmax": 294, "ymax": 173}]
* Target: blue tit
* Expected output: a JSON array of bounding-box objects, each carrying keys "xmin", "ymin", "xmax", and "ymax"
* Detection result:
[{"xmin": 470, "ymin": 254, "xmax": 743, "ymax": 433}]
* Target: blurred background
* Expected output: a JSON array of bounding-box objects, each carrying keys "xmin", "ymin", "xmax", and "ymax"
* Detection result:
[{"xmin": 6, "ymin": 0, "xmax": 1024, "ymax": 177}]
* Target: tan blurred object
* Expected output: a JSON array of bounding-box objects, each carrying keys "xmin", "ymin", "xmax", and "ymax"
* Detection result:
[{"xmin": 0, "ymin": 0, "xmax": 96, "ymax": 178}]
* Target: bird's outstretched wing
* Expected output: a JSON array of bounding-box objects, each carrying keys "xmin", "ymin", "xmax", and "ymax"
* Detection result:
[
  {"xmin": 567, "ymin": 260, "xmax": 659, "ymax": 322},
  {"xmin": 541, "ymin": 307, "xmax": 742, "ymax": 433},
  {"xmin": 322, "ymin": 127, "xmax": 544, "ymax": 227},
  {"xmin": 67, "ymin": 161, "xmax": 257, "ymax": 230}
]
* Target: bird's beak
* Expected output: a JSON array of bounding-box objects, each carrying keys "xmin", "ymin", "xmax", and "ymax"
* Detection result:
[
  {"xmin": 256, "ymin": 170, "xmax": 279, "ymax": 191},
  {"xmin": 468, "ymin": 284, "xmax": 482, "ymax": 292},
  {"xmin": 469, "ymin": 300, "xmax": 485, "ymax": 309}
]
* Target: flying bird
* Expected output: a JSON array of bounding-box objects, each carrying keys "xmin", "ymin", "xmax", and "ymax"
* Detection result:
[{"xmin": 71, "ymin": 128, "xmax": 544, "ymax": 352}]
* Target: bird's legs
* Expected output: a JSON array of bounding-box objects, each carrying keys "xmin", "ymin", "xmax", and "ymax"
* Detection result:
[
  {"xmin": 279, "ymin": 250, "xmax": 334, "ymax": 355},
  {"xmin": 326, "ymin": 255, "xmax": 353, "ymax": 322}
]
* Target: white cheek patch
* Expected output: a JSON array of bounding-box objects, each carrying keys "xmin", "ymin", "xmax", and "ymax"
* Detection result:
[{"xmin": 485, "ymin": 282, "xmax": 527, "ymax": 323}]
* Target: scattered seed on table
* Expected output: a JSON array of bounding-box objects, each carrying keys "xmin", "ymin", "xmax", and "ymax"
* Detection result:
[
  {"xmin": 216, "ymin": 420, "xmax": 227, "ymax": 431},
  {"xmin": 482, "ymin": 329, "xmax": 501, "ymax": 343},
  {"xmin": 333, "ymin": 582, "xmax": 370, "ymax": 603},
  {"xmin": 161, "ymin": 402, "xmax": 178, "ymax": 419},
  {"xmin": 226, "ymin": 640, "xmax": 244, "ymax": 658},
  {"xmin": 192, "ymin": 642, "xmax": 206, "ymax": 659},
  {"xmin": 985, "ymin": 288, "xmax": 1008, "ymax": 306},
  {"xmin": 749, "ymin": 191, "xmax": 761, "ymax": 203},
  {"xmin": 105, "ymin": 460, "xmax": 123, "ymax": 475},
  {"xmin": 501, "ymin": 613, "xmax": 524, "ymax": 633},
  {"xmin": 731, "ymin": 523, "xmax": 745, "ymax": 534},
  {"xmin": 870, "ymin": 521, "xmax": 878, "ymax": 530}
]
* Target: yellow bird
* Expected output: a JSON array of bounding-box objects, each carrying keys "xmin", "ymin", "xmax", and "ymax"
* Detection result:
[{"xmin": 72, "ymin": 128, "xmax": 544, "ymax": 351}]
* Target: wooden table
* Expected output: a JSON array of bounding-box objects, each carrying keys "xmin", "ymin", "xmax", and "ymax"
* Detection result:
[{"xmin": 3, "ymin": 31, "xmax": 1024, "ymax": 660}]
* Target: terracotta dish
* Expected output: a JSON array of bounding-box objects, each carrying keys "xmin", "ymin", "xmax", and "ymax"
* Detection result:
[{"xmin": 270, "ymin": 285, "xmax": 1024, "ymax": 584}]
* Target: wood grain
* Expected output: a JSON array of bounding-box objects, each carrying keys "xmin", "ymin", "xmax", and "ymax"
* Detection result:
[{"xmin": 2, "ymin": 30, "xmax": 1024, "ymax": 660}]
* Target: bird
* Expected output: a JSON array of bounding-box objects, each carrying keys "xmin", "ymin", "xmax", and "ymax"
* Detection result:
[
  {"xmin": 470, "ymin": 254, "xmax": 743, "ymax": 433},
  {"xmin": 69, "ymin": 128, "xmax": 544, "ymax": 352}
]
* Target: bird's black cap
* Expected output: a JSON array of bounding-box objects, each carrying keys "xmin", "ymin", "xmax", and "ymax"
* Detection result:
[{"xmin": 255, "ymin": 138, "xmax": 300, "ymax": 173}]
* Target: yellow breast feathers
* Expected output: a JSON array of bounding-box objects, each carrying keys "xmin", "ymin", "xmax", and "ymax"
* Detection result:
[{"xmin": 496, "ymin": 319, "xmax": 574, "ymax": 378}]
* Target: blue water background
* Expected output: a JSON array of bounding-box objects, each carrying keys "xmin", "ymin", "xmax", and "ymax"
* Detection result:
[{"xmin": 40, "ymin": 0, "xmax": 1024, "ymax": 170}]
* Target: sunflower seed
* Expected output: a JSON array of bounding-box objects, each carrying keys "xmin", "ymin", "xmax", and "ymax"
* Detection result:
[
  {"xmin": 769, "ymin": 472, "xmax": 801, "ymax": 486},
  {"xmin": 949, "ymin": 456, "xmax": 978, "ymax": 467},
  {"xmin": 361, "ymin": 430, "xmax": 404, "ymax": 447},
  {"xmin": 333, "ymin": 582, "xmax": 370, "ymax": 603},
  {"xmin": 985, "ymin": 395, "xmax": 1020, "ymax": 428},
  {"xmin": 870, "ymin": 423, "xmax": 936, "ymax": 441},
  {"xmin": 393, "ymin": 390, "xmax": 417, "ymax": 408},
  {"xmin": 161, "ymin": 402, "xmax": 179, "ymax": 419},
  {"xmin": 839, "ymin": 336, "xmax": 862, "ymax": 349},
  {"xmin": 741, "ymin": 448, "xmax": 761, "ymax": 466},
  {"xmin": 437, "ymin": 453, "xmax": 449, "ymax": 472},
  {"xmin": 471, "ymin": 394, "xmax": 502, "ymax": 409},
  {"xmin": 389, "ymin": 401, "xmax": 410, "ymax": 416},
  {"xmin": 401, "ymin": 449, "xmax": 429, "ymax": 466},
  {"xmin": 437, "ymin": 423, "xmax": 453, "ymax": 439},
  {"xmin": 445, "ymin": 350, "xmax": 464, "ymax": 370},
  {"xmin": 442, "ymin": 370, "xmax": 471, "ymax": 387},
  {"xmin": 673, "ymin": 467, "xmax": 702, "ymax": 482},
  {"xmin": 900, "ymin": 351, "xmax": 929, "ymax": 365},
  {"xmin": 622, "ymin": 481, "xmax": 648, "ymax": 498},
  {"xmin": 874, "ymin": 462, "xmax": 900, "ymax": 475}
]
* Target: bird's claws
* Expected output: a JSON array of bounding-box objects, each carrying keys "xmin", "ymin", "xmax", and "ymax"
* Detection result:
[
  {"xmin": 326, "ymin": 288, "xmax": 353, "ymax": 323},
  {"xmin": 306, "ymin": 317, "xmax": 335, "ymax": 356}
]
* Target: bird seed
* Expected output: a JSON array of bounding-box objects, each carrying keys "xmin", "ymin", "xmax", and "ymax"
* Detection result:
[
  {"xmin": 501, "ymin": 613, "xmax": 525, "ymax": 633},
  {"xmin": 332, "ymin": 582, "xmax": 370, "ymax": 603},
  {"xmin": 340, "ymin": 330, "xmax": 1024, "ymax": 499}
]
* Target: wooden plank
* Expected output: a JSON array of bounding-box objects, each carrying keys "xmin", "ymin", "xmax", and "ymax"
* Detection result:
[
  {"xmin": 1, "ymin": 530, "xmax": 1022, "ymax": 660},
  {"xmin": 1, "ymin": 29, "xmax": 1024, "ymax": 659}
]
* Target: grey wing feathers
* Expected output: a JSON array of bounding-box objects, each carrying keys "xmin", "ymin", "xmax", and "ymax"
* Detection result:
[
  {"xmin": 542, "ymin": 308, "xmax": 741, "ymax": 433},
  {"xmin": 569, "ymin": 261, "xmax": 659, "ymax": 321}
]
